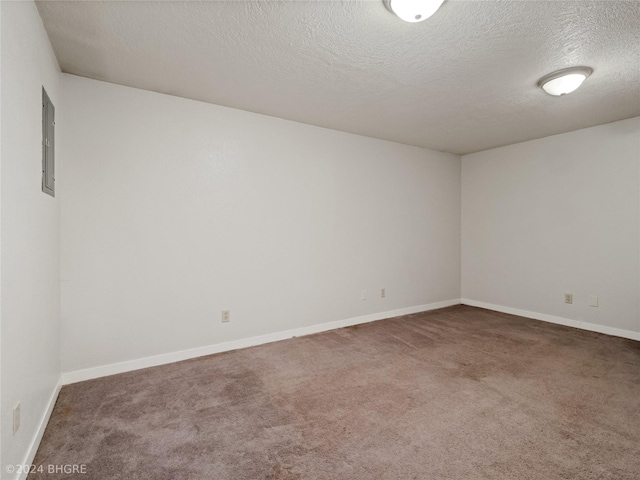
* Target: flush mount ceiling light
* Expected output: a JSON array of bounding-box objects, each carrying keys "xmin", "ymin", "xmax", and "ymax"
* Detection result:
[
  {"xmin": 383, "ymin": 0, "xmax": 446, "ymax": 23},
  {"xmin": 538, "ymin": 67, "xmax": 593, "ymax": 96}
]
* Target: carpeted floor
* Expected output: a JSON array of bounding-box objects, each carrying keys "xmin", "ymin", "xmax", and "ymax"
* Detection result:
[{"xmin": 29, "ymin": 305, "xmax": 640, "ymax": 479}]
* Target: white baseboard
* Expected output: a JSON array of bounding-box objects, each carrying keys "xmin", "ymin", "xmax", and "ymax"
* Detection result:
[
  {"xmin": 16, "ymin": 377, "xmax": 62, "ymax": 480},
  {"xmin": 61, "ymin": 299, "xmax": 462, "ymax": 385},
  {"xmin": 461, "ymin": 299, "xmax": 640, "ymax": 341}
]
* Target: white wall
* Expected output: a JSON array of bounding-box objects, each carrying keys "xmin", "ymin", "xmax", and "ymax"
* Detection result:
[
  {"xmin": 60, "ymin": 75, "xmax": 461, "ymax": 373},
  {"xmin": 1, "ymin": 1, "xmax": 62, "ymax": 474},
  {"xmin": 462, "ymin": 117, "xmax": 640, "ymax": 336}
]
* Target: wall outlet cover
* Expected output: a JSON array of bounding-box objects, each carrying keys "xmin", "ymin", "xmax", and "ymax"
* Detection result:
[{"xmin": 13, "ymin": 403, "xmax": 20, "ymax": 435}]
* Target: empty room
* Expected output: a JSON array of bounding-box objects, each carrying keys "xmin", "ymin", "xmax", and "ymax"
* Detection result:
[{"xmin": 2, "ymin": 0, "xmax": 639, "ymax": 478}]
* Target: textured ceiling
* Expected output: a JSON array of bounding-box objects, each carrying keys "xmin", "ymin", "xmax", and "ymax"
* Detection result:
[{"xmin": 36, "ymin": 0, "xmax": 640, "ymax": 155}]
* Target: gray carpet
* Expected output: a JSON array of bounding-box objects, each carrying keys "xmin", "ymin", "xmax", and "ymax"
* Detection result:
[{"xmin": 29, "ymin": 305, "xmax": 640, "ymax": 479}]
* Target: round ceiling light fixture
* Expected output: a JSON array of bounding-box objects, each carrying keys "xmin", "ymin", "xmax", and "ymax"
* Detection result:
[
  {"xmin": 383, "ymin": 0, "xmax": 446, "ymax": 23},
  {"xmin": 538, "ymin": 67, "xmax": 593, "ymax": 96}
]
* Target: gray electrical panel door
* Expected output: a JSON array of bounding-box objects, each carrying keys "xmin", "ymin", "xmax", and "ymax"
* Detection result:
[{"xmin": 42, "ymin": 87, "xmax": 55, "ymax": 197}]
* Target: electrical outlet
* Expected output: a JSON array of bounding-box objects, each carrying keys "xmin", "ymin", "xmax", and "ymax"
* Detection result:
[
  {"xmin": 221, "ymin": 310, "xmax": 230, "ymax": 323},
  {"xmin": 13, "ymin": 403, "xmax": 20, "ymax": 435},
  {"xmin": 589, "ymin": 295, "xmax": 599, "ymax": 307},
  {"xmin": 381, "ymin": 288, "xmax": 386, "ymax": 298},
  {"xmin": 564, "ymin": 293, "xmax": 573, "ymax": 304},
  {"xmin": 361, "ymin": 290, "xmax": 367, "ymax": 301}
]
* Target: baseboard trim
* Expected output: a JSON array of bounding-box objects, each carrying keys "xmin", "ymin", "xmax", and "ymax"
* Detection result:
[
  {"xmin": 61, "ymin": 299, "xmax": 462, "ymax": 385},
  {"xmin": 16, "ymin": 377, "xmax": 62, "ymax": 480},
  {"xmin": 461, "ymin": 299, "xmax": 640, "ymax": 341}
]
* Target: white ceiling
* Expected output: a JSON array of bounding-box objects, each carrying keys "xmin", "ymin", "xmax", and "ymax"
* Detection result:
[{"xmin": 36, "ymin": 0, "xmax": 640, "ymax": 155}]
